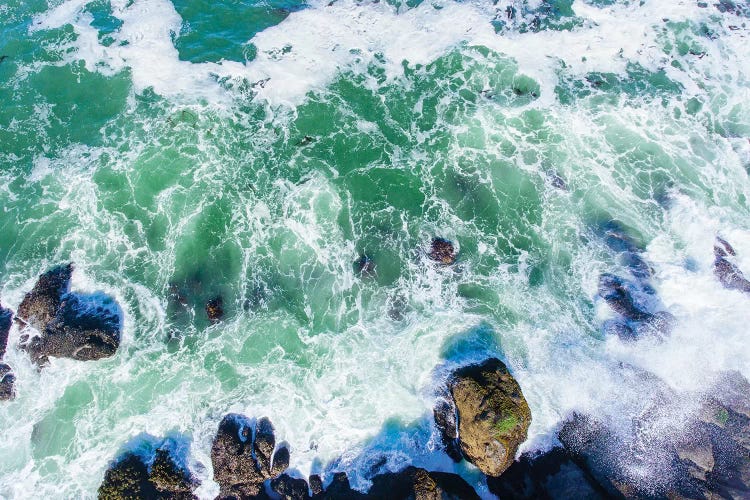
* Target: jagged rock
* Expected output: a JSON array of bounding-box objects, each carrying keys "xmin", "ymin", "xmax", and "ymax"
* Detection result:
[
  {"xmin": 486, "ymin": 447, "xmax": 606, "ymax": 499},
  {"xmin": 16, "ymin": 263, "xmax": 73, "ymax": 332},
  {"xmin": 713, "ymin": 237, "xmax": 750, "ymax": 292},
  {"xmin": 432, "ymin": 396, "xmax": 462, "ymax": 462},
  {"xmin": 428, "ymin": 238, "xmax": 456, "ymax": 265},
  {"xmin": 98, "ymin": 450, "xmax": 198, "ymax": 500},
  {"xmin": 368, "ymin": 466, "xmax": 480, "ymax": 500},
  {"xmin": 206, "ymin": 296, "xmax": 224, "ymax": 323},
  {"xmin": 16, "ymin": 265, "xmax": 121, "ymax": 365},
  {"xmin": 0, "ymin": 363, "xmax": 15, "ymax": 401},
  {"xmin": 22, "ymin": 292, "xmax": 120, "ymax": 365},
  {"xmin": 444, "ymin": 358, "xmax": 531, "ymax": 477},
  {"xmin": 309, "ymin": 475, "xmax": 324, "ymax": 496},
  {"xmin": 272, "ymin": 474, "xmax": 311, "ymax": 500},
  {"xmin": 149, "ymin": 448, "xmax": 199, "ymax": 499},
  {"xmin": 98, "ymin": 454, "xmax": 156, "ymax": 500},
  {"xmin": 0, "ymin": 303, "xmax": 11, "ymax": 358},
  {"xmin": 211, "ymin": 414, "xmax": 288, "ymax": 499},
  {"xmin": 319, "ymin": 472, "xmax": 365, "ymax": 499},
  {"xmin": 597, "ymin": 273, "xmax": 651, "ymax": 322}
]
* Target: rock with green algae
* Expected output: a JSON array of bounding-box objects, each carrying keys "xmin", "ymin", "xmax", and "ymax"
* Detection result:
[{"xmin": 437, "ymin": 357, "xmax": 532, "ymax": 477}]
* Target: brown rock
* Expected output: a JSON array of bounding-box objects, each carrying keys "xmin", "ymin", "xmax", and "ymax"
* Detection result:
[{"xmin": 428, "ymin": 238, "xmax": 456, "ymax": 265}]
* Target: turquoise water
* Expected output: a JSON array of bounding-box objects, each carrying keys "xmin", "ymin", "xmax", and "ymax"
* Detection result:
[{"xmin": 1, "ymin": 0, "xmax": 750, "ymax": 497}]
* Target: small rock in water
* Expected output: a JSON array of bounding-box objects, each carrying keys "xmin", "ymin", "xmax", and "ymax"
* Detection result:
[
  {"xmin": 0, "ymin": 363, "xmax": 15, "ymax": 401},
  {"xmin": 597, "ymin": 273, "xmax": 652, "ymax": 322},
  {"xmin": 713, "ymin": 237, "xmax": 750, "ymax": 292},
  {"xmin": 428, "ymin": 237, "xmax": 457, "ymax": 265},
  {"xmin": 438, "ymin": 358, "xmax": 532, "ymax": 477},
  {"xmin": 0, "ymin": 304, "xmax": 11, "ymax": 359},
  {"xmin": 354, "ymin": 254, "xmax": 375, "ymax": 277},
  {"xmin": 271, "ymin": 474, "xmax": 311, "ymax": 500},
  {"xmin": 205, "ymin": 296, "xmax": 224, "ymax": 323}
]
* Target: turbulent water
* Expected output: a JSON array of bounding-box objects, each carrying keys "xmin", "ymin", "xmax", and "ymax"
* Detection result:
[{"xmin": 1, "ymin": 0, "xmax": 749, "ymax": 497}]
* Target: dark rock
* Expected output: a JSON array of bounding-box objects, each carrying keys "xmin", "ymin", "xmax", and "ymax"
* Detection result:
[
  {"xmin": 272, "ymin": 474, "xmax": 311, "ymax": 500},
  {"xmin": 368, "ymin": 466, "xmax": 480, "ymax": 500},
  {"xmin": 447, "ymin": 358, "xmax": 531, "ymax": 477},
  {"xmin": 0, "ymin": 363, "xmax": 15, "ymax": 401},
  {"xmin": 309, "ymin": 475, "xmax": 324, "ymax": 496},
  {"xmin": 602, "ymin": 320, "xmax": 637, "ymax": 341},
  {"xmin": 211, "ymin": 414, "xmax": 288, "ymax": 499},
  {"xmin": 428, "ymin": 238, "xmax": 457, "ymax": 266},
  {"xmin": 271, "ymin": 446, "xmax": 291, "ymax": 477},
  {"xmin": 597, "ymin": 273, "xmax": 651, "ymax": 322},
  {"xmin": 320, "ymin": 472, "xmax": 365, "ymax": 499},
  {"xmin": 599, "ymin": 221, "xmax": 641, "ymax": 254},
  {"xmin": 354, "ymin": 255, "xmax": 376, "ymax": 277},
  {"xmin": 22, "ymin": 292, "xmax": 121, "ymax": 365},
  {"xmin": 206, "ymin": 296, "xmax": 224, "ymax": 323},
  {"xmin": 619, "ymin": 251, "xmax": 653, "ymax": 281},
  {"xmin": 432, "ymin": 396, "xmax": 462, "ymax": 462},
  {"xmin": 99, "ymin": 449, "xmax": 199, "ymax": 500},
  {"xmin": 713, "ymin": 237, "xmax": 750, "ymax": 292},
  {"xmin": 0, "ymin": 303, "xmax": 11, "ymax": 358},
  {"xmin": 17, "ymin": 263, "xmax": 73, "ymax": 332},
  {"xmin": 486, "ymin": 447, "xmax": 606, "ymax": 500},
  {"xmin": 98, "ymin": 454, "xmax": 157, "ymax": 500},
  {"xmin": 149, "ymin": 448, "xmax": 199, "ymax": 499}
]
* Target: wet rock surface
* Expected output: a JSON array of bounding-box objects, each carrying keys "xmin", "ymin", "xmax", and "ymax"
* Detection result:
[
  {"xmin": 211, "ymin": 414, "xmax": 290, "ymax": 499},
  {"xmin": 0, "ymin": 304, "xmax": 14, "ymax": 401},
  {"xmin": 713, "ymin": 237, "xmax": 750, "ymax": 292},
  {"xmin": 206, "ymin": 296, "xmax": 225, "ymax": 323},
  {"xmin": 435, "ymin": 358, "xmax": 531, "ymax": 477},
  {"xmin": 16, "ymin": 264, "xmax": 122, "ymax": 365},
  {"xmin": 368, "ymin": 466, "xmax": 480, "ymax": 500},
  {"xmin": 98, "ymin": 449, "xmax": 198, "ymax": 500},
  {"xmin": 428, "ymin": 238, "xmax": 457, "ymax": 265},
  {"xmin": 0, "ymin": 363, "xmax": 15, "ymax": 401}
]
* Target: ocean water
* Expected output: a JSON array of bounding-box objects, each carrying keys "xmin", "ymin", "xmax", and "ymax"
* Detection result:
[{"xmin": 0, "ymin": 0, "xmax": 749, "ymax": 497}]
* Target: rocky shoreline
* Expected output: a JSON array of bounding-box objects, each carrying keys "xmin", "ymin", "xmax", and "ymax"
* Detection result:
[{"xmin": 2, "ymin": 234, "xmax": 750, "ymax": 498}]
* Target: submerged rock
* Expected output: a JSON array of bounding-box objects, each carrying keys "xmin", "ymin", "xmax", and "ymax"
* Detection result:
[
  {"xmin": 597, "ymin": 273, "xmax": 651, "ymax": 322},
  {"xmin": 713, "ymin": 237, "xmax": 750, "ymax": 292},
  {"xmin": 0, "ymin": 303, "xmax": 11, "ymax": 359},
  {"xmin": 428, "ymin": 238, "xmax": 457, "ymax": 266},
  {"xmin": 16, "ymin": 265, "xmax": 122, "ymax": 365},
  {"xmin": 211, "ymin": 414, "xmax": 289, "ymax": 499},
  {"xmin": 206, "ymin": 296, "xmax": 224, "ymax": 323},
  {"xmin": 436, "ymin": 358, "xmax": 532, "ymax": 477},
  {"xmin": 98, "ymin": 449, "xmax": 198, "ymax": 500},
  {"xmin": 0, "ymin": 363, "xmax": 15, "ymax": 401},
  {"xmin": 354, "ymin": 254, "xmax": 376, "ymax": 277},
  {"xmin": 368, "ymin": 466, "xmax": 480, "ymax": 500}
]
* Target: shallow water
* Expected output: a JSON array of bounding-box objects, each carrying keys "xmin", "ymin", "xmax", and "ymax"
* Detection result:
[{"xmin": 1, "ymin": 0, "xmax": 750, "ymax": 497}]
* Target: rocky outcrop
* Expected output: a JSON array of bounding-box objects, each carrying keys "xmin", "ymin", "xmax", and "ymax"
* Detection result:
[
  {"xmin": 428, "ymin": 238, "xmax": 457, "ymax": 265},
  {"xmin": 0, "ymin": 304, "xmax": 15, "ymax": 401},
  {"xmin": 367, "ymin": 466, "xmax": 480, "ymax": 500},
  {"xmin": 211, "ymin": 414, "xmax": 290, "ymax": 499},
  {"xmin": 486, "ymin": 447, "xmax": 606, "ymax": 499},
  {"xmin": 98, "ymin": 449, "xmax": 198, "ymax": 500},
  {"xmin": 17, "ymin": 263, "xmax": 73, "ymax": 332},
  {"xmin": 435, "ymin": 358, "xmax": 531, "ymax": 477},
  {"xmin": 271, "ymin": 474, "xmax": 311, "ymax": 499},
  {"xmin": 16, "ymin": 264, "xmax": 122, "ymax": 365},
  {"xmin": 713, "ymin": 237, "xmax": 750, "ymax": 292}
]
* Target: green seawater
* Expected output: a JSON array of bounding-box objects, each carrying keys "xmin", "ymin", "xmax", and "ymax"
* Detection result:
[{"xmin": 1, "ymin": 0, "xmax": 750, "ymax": 497}]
